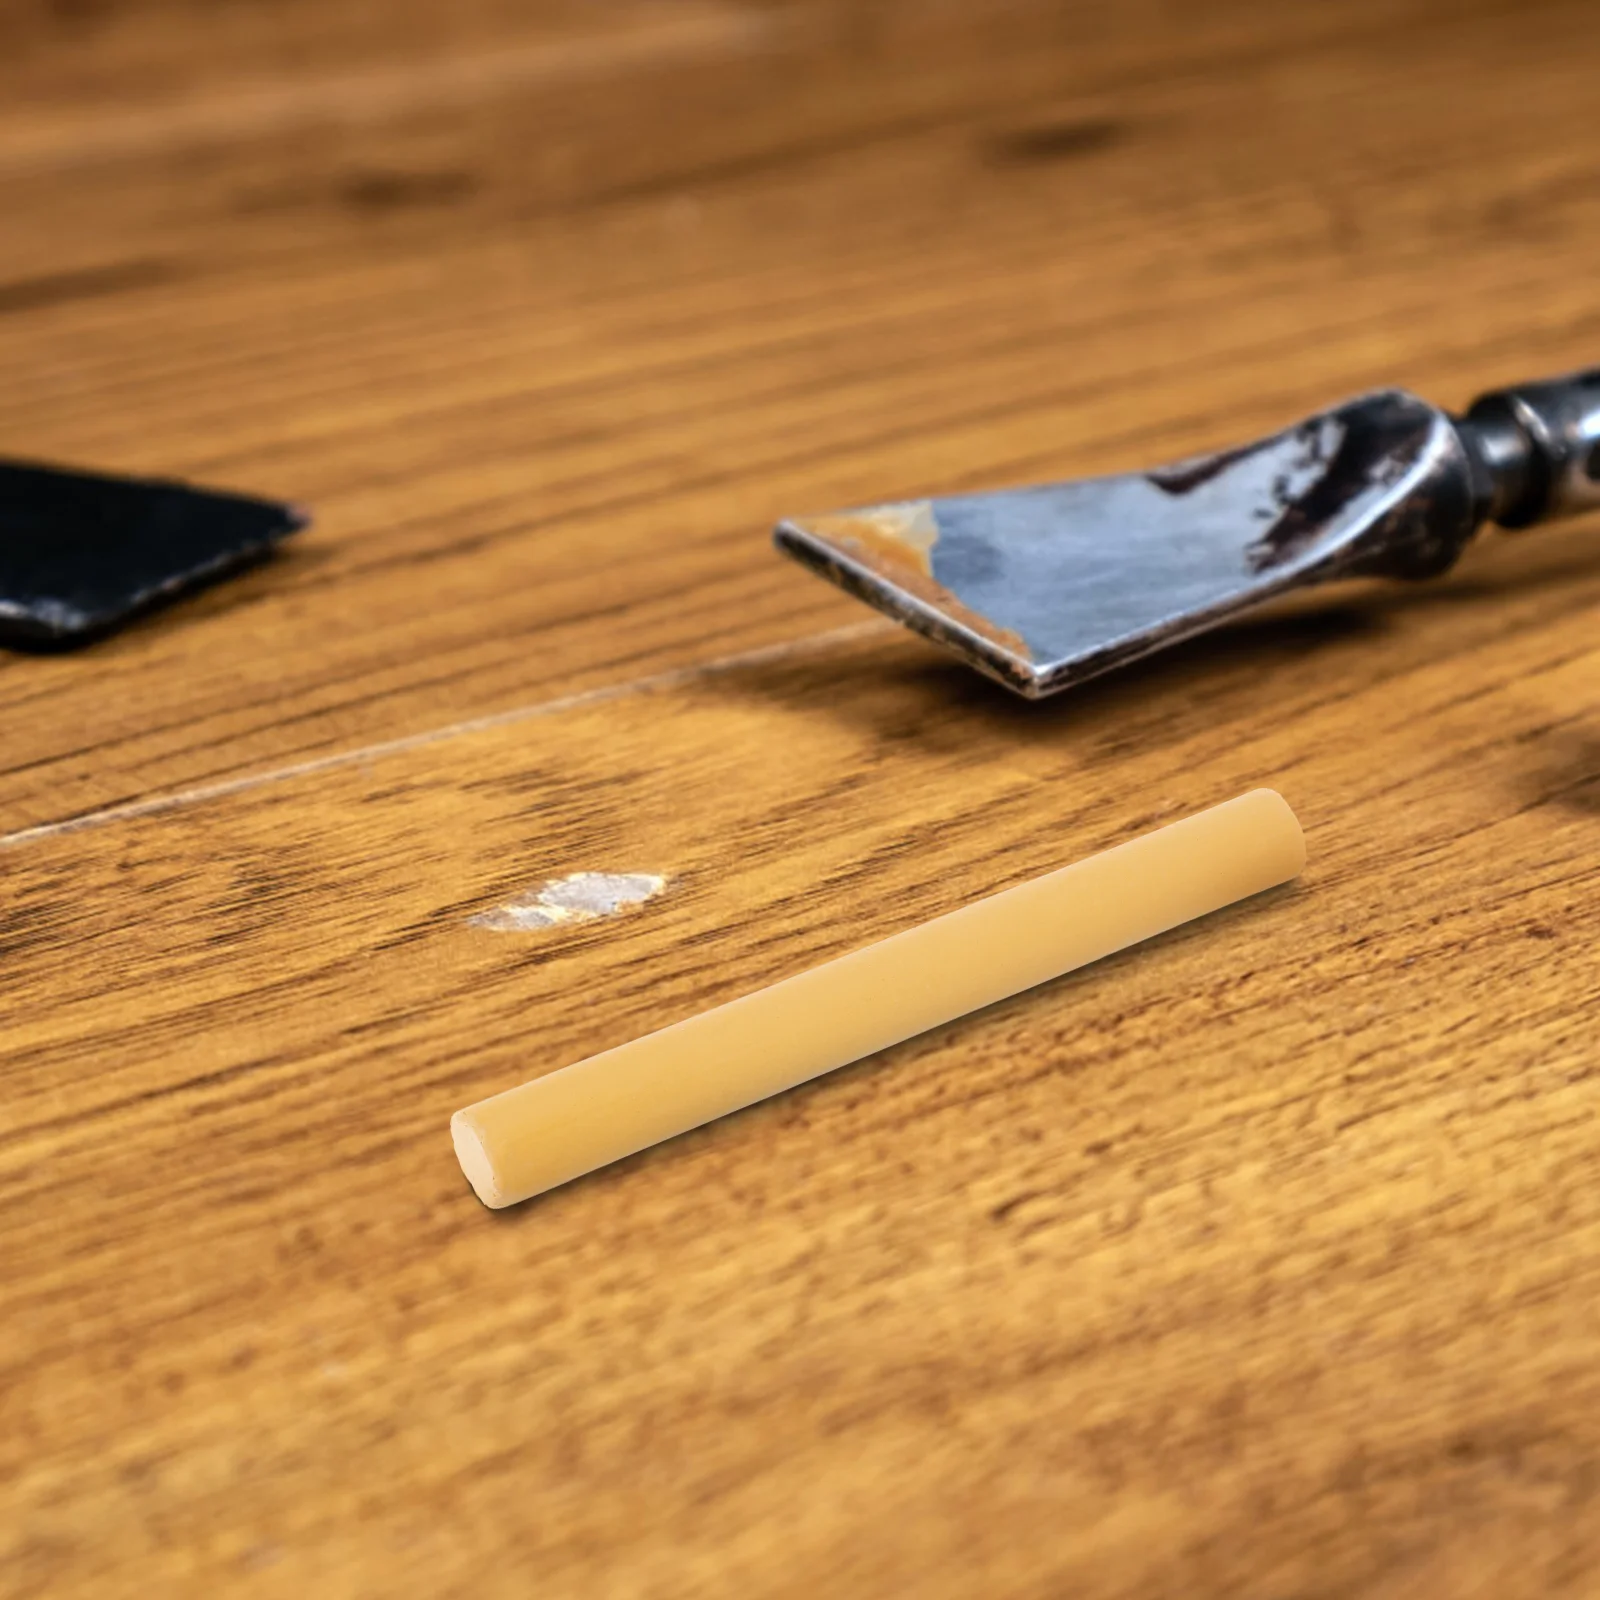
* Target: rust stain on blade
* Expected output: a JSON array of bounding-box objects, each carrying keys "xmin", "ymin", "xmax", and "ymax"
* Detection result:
[
  {"xmin": 787, "ymin": 501, "xmax": 1033, "ymax": 665},
  {"xmin": 805, "ymin": 502, "xmax": 940, "ymax": 577}
]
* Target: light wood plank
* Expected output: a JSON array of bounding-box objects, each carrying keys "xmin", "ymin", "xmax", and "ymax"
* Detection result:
[
  {"xmin": 5, "ymin": 517, "xmax": 1599, "ymax": 1596},
  {"xmin": 2, "ymin": 0, "xmax": 1593, "ymax": 829},
  {"xmin": 3, "ymin": 1, "xmax": 1599, "ymax": 1594}
]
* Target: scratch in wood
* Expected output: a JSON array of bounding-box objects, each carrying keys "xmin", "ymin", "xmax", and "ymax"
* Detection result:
[
  {"xmin": 472, "ymin": 872, "xmax": 668, "ymax": 932},
  {"xmin": 0, "ymin": 621, "xmax": 890, "ymax": 852}
]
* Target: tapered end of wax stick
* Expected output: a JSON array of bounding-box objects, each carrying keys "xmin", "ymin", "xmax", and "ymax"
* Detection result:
[{"xmin": 451, "ymin": 1110, "xmax": 506, "ymax": 1209}]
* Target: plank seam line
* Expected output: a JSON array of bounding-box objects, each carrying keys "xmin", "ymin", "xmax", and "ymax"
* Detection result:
[{"xmin": 0, "ymin": 621, "xmax": 891, "ymax": 852}]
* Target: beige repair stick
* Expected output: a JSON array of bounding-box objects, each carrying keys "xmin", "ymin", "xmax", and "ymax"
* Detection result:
[{"xmin": 453, "ymin": 788, "xmax": 1305, "ymax": 1208}]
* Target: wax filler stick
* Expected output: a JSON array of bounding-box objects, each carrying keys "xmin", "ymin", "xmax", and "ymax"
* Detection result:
[{"xmin": 452, "ymin": 788, "xmax": 1305, "ymax": 1208}]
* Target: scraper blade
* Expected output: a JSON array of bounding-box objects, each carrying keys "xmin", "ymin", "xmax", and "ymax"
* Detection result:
[{"xmin": 775, "ymin": 370, "xmax": 1600, "ymax": 697}]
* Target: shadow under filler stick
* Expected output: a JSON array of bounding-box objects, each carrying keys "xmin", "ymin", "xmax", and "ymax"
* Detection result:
[{"xmin": 452, "ymin": 789, "xmax": 1306, "ymax": 1208}]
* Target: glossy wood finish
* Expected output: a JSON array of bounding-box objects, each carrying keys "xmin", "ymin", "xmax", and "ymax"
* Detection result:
[{"xmin": 3, "ymin": 2, "xmax": 1598, "ymax": 1594}]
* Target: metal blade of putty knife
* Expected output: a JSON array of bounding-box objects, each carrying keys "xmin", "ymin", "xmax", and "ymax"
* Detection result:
[{"xmin": 775, "ymin": 369, "xmax": 1600, "ymax": 698}]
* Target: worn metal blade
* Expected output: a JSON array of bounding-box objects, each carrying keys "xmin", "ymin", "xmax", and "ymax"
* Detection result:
[{"xmin": 775, "ymin": 389, "xmax": 1477, "ymax": 697}]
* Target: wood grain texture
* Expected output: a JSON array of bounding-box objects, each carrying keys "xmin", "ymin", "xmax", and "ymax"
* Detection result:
[{"xmin": 2, "ymin": 1, "xmax": 1599, "ymax": 1595}]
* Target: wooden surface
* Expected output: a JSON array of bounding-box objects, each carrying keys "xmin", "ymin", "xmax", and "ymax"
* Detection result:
[{"xmin": 3, "ymin": 1, "xmax": 1599, "ymax": 1594}]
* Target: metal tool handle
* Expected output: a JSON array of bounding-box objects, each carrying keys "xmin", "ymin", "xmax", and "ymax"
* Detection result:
[{"xmin": 1456, "ymin": 367, "xmax": 1600, "ymax": 528}]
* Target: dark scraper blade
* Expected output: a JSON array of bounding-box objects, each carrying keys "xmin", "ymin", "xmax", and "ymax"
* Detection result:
[{"xmin": 0, "ymin": 458, "xmax": 305, "ymax": 648}]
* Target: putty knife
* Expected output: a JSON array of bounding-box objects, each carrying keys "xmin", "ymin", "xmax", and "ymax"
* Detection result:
[{"xmin": 775, "ymin": 368, "xmax": 1600, "ymax": 697}]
